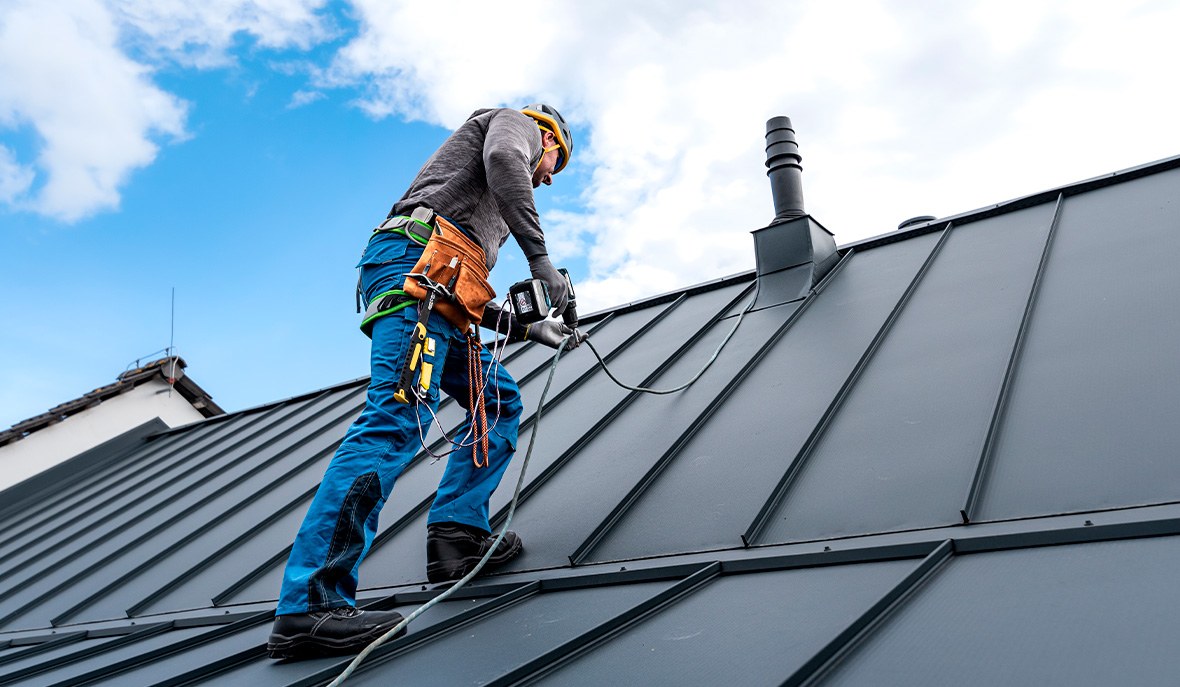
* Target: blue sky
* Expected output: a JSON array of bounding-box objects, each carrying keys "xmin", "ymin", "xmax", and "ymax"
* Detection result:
[
  {"xmin": 0, "ymin": 0, "xmax": 595, "ymax": 425},
  {"xmin": 3, "ymin": 0, "xmax": 1180, "ymax": 429}
]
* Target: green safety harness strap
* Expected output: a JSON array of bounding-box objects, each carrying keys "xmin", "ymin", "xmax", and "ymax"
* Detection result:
[
  {"xmin": 355, "ymin": 210, "xmax": 438, "ymax": 333},
  {"xmin": 360, "ymin": 289, "xmax": 417, "ymax": 339}
]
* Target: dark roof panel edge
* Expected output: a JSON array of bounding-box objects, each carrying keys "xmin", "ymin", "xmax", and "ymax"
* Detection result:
[
  {"xmin": 6, "ymin": 497, "xmax": 1180, "ymax": 645},
  {"xmin": 0, "ymin": 418, "xmax": 168, "ymax": 518},
  {"xmin": 841, "ymin": 151, "xmax": 1180, "ymax": 252},
  {"xmin": 154, "ymin": 375, "xmax": 372, "ymax": 437},
  {"xmin": 578, "ymin": 152, "xmax": 1180, "ymax": 327},
  {"xmin": 577, "ymin": 269, "xmax": 756, "ymax": 325}
]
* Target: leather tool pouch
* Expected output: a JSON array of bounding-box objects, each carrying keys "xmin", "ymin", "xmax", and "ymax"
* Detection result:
[{"xmin": 402, "ymin": 216, "xmax": 496, "ymax": 332}]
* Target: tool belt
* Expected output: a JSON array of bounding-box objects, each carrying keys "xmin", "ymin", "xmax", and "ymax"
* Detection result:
[
  {"xmin": 402, "ymin": 213, "xmax": 496, "ymax": 333},
  {"xmin": 359, "ymin": 208, "xmax": 495, "ymax": 336}
]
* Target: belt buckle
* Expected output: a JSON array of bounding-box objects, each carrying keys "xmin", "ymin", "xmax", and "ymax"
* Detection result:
[{"xmin": 407, "ymin": 207, "xmax": 435, "ymax": 243}]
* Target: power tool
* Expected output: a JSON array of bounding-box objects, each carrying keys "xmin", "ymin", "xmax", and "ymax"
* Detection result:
[{"xmin": 509, "ymin": 268, "xmax": 578, "ymax": 329}]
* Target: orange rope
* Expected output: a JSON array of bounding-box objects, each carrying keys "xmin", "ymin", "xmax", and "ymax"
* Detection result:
[{"xmin": 468, "ymin": 335, "xmax": 490, "ymax": 468}]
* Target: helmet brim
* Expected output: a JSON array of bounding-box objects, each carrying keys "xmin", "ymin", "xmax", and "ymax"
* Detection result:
[{"xmin": 522, "ymin": 108, "xmax": 571, "ymax": 174}]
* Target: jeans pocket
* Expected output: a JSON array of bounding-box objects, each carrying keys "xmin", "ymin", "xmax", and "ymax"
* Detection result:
[
  {"xmin": 358, "ymin": 232, "xmax": 411, "ymax": 268},
  {"xmin": 361, "ymin": 240, "xmax": 426, "ymax": 305}
]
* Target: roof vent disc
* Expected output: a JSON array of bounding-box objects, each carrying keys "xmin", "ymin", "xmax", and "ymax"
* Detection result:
[{"xmin": 898, "ymin": 215, "xmax": 937, "ymax": 230}]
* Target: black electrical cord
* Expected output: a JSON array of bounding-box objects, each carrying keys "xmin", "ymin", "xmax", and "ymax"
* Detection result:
[{"xmin": 582, "ymin": 277, "xmax": 761, "ymax": 394}]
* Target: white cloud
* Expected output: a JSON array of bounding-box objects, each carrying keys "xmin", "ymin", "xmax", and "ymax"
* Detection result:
[
  {"xmin": 0, "ymin": 0, "xmax": 334, "ymax": 223},
  {"xmin": 319, "ymin": 0, "xmax": 1180, "ymax": 311},
  {"xmin": 5, "ymin": 0, "xmax": 1179, "ymax": 306},
  {"xmin": 0, "ymin": 0, "xmax": 188, "ymax": 221},
  {"xmin": 112, "ymin": 0, "xmax": 333, "ymax": 68},
  {"xmin": 0, "ymin": 145, "xmax": 34, "ymax": 203},
  {"xmin": 288, "ymin": 89, "xmax": 325, "ymax": 108}
]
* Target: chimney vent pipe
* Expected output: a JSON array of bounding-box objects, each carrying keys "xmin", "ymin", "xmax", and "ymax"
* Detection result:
[
  {"xmin": 765, "ymin": 116, "xmax": 806, "ymax": 224},
  {"xmin": 751, "ymin": 115, "xmax": 838, "ymax": 308}
]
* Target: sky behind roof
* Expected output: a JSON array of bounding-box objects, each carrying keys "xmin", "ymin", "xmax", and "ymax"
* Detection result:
[{"xmin": 2, "ymin": 0, "xmax": 1179, "ymax": 429}]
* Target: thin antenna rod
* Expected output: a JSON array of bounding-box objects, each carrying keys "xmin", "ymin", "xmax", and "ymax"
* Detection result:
[{"xmin": 168, "ymin": 287, "xmax": 176, "ymax": 397}]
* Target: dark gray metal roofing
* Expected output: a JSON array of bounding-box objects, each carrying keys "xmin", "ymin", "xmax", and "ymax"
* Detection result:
[{"xmin": 3, "ymin": 154, "xmax": 1180, "ymax": 685}]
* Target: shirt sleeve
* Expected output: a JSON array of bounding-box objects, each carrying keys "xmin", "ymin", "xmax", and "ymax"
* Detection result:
[
  {"xmin": 483, "ymin": 110, "xmax": 548, "ymax": 260},
  {"xmin": 480, "ymin": 301, "xmax": 527, "ymax": 340}
]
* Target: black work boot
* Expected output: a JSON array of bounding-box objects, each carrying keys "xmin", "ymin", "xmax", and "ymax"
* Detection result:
[
  {"xmin": 267, "ymin": 606, "xmax": 406, "ymax": 660},
  {"xmin": 426, "ymin": 522, "xmax": 523, "ymax": 584}
]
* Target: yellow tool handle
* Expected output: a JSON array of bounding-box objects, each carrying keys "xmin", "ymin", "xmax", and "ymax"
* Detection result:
[{"xmin": 394, "ymin": 322, "xmax": 429, "ymax": 404}]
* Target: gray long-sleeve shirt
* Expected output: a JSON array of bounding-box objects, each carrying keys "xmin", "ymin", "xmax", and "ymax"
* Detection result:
[{"xmin": 390, "ymin": 108, "xmax": 547, "ymax": 270}]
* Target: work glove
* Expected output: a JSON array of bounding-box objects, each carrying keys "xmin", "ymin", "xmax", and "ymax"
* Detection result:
[
  {"xmin": 526, "ymin": 255, "xmax": 569, "ymax": 318},
  {"xmin": 525, "ymin": 320, "xmax": 585, "ymax": 352}
]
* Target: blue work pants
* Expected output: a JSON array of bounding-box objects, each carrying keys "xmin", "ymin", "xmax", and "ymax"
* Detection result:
[{"xmin": 277, "ymin": 234, "xmax": 522, "ymax": 615}]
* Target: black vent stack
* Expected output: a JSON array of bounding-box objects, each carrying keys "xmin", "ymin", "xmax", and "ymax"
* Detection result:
[
  {"xmin": 765, "ymin": 116, "xmax": 806, "ymax": 223},
  {"xmin": 750, "ymin": 116, "xmax": 838, "ymax": 308}
]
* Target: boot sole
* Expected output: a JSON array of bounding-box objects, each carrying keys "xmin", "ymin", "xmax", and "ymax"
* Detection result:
[
  {"xmin": 267, "ymin": 620, "xmax": 406, "ymax": 660},
  {"xmin": 426, "ymin": 535, "xmax": 523, "ymax": 584}
]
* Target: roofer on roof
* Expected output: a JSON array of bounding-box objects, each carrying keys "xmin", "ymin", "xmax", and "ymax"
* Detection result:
[{"xmin": 268, "ymin": 104, "xmax": 580, "ymax": 660}]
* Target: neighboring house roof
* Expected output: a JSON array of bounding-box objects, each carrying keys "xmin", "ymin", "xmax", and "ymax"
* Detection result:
[
  {"xmin": 0, "ymin": 356, "xmax": 224, "ymax": 448},
  {"xmin": 2, "ymin": 153, "xmax": 1180, "ymax": 685}
]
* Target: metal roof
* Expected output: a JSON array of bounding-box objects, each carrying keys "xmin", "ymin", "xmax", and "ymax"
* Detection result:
[{"xmin": 3, "ymin": 154, "xmax": 1180, "ymax": 685}]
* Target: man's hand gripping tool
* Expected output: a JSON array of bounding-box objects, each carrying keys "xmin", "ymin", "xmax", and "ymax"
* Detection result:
[{"xmin": 508, "ymin": 268, "xmax": 579, "ymax": 329}]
